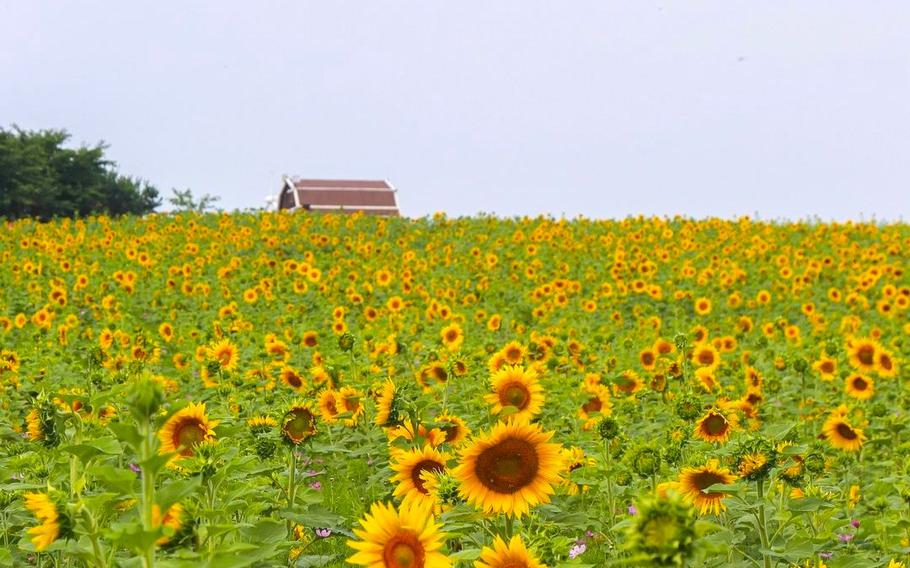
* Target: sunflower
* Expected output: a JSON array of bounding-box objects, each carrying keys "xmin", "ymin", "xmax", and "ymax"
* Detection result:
[
  {"xmin": 484, "ymin": 365, "xmax": 544, "ymax": 422},
  {"xmin": 338, "ymin": 386, "xmax": 365, "ymax": 426},
  {"xmin": 454, "ymin": 420, "xmax": 563, "ymax": 517},
  {"xmin": 694, "ymin": 409, "xmax": 734, "ymax": 443},
  {"xmin": 347, "ymin": 500, "xmax": 451, "ymax": 568},
  {"xmin": 578, "ymin": 384, "xmax": 612, "ymax": 429},
  {"xmin": 152, "ymin": 502, "xmax": 183, "ymax": 544},
  {"xmin": 440, "ymin": 324, "xmax": 464, "ymax": 352},
  {"xmin": 676, "ymin": 460, "xmax": 737, "ymax": 515},
  {"xmin": 694, "ymin": 297, "xmax": 712, "ymax": 316},
  {"xmin": 280, "ymin": 366, "xmax": 306, "ymax": 392},
  {"xmin": 691, "ymin": 344, "xmax": 720, "ymax": 371},
  {"xmin": 375, "ymin": 380, "xmax": 402, "ymax": 427},
  {"xmin": 23, "ymin": 492, "xmax": 63, "ymax": 551},
  {"xmin": 434, "ymin": 414, "xmax": 470, "ymax": 446},
  {"xmin": 845, "ymin": 374, "xmax": 874, "ymax": 400},
  {"xmin": 391, "ymin": 445, "xmax": 450, "ymax": 507},
  {"xmin": 822, "ymin": 406, "xmax": 865, "ymax": 452},
  {"xmin": 875, "ymin": 348, "xmax": 898, "ymax": 378},
  {"xmin": 847, "ymin": 337, "xmax": 879, "ymax": 372},
  {"xmin": 812, "ymin": 356, "xmax": 837, "ymax": 381},
  {"xmin": 319, "ymin": 389, "xmax": 341, "ymax": 423},
  {"xmin": 694, "ymin": 367, "xmax": 720, "ymax": 393},
  {"xmin": 26, "ymin": 408, "xmax": 44, "ymax": 441},
  {"xmin": 158, "ymin": 403, "xmax": 218, "ymax": 458},
  {"xmin": 500, "ymin": 341, "xmax": 527, "ymax": 365},
  {"xmin": 208, "ymin": 338, "xmax": 239, "ymax": 371},
  {"xmin": 282, "ymin": 403, "xmax": 318, "ymax": 444},
  {"xmin": 475, "ymin": 535, "xmax": 546, "ymax": 568}
]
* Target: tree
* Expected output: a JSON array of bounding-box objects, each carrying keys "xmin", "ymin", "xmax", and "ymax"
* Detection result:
[
  {"xmin": 0, "ymin": 126, "xmax": 161, "ymax": 220},
  {"xmin": 167, "ymin": 188, "xmax": 221, "ymax": 213}
]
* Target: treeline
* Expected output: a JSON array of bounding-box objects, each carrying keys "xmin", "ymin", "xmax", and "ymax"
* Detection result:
[{"xmin": 0, "ymin": 126, "xmax": 161, "ymax": 220}]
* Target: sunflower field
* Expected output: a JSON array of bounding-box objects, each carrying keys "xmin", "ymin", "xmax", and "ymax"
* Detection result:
[{"xmin": 1, "ymin": 212, "xmax": 909, "ymax": 568}]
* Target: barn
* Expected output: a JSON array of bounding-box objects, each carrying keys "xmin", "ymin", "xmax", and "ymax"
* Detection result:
[{"xmin": 276, "ymin": 177, "xmax": 400, "ymax": 216}]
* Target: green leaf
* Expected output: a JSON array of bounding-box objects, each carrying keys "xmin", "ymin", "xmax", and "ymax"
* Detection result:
[
  {"xmin": 295, "ymin": 555, "xmax": 338, "ymax": 567},
  {"xmin": 157, "ymin": 477, "xmax": 202, "ymax": 510},
  {"xmin": 61, "ymin": 437, "xmax": 121, "ymax": 463},
  {"xmin": 109, "ymin": 422, "xmax": 142, "ymax": 447},
  {"xmin": 92, "ymin": 465, "xmax": 138, "ymax": 494}
]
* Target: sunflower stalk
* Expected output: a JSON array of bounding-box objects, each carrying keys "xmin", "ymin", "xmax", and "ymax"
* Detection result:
[{"xmin": 755, "ymin": 479, "xmax": 772, "ymax": 568}]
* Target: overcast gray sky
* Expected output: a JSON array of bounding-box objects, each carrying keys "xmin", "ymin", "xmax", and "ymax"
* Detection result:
[{"xmin": 2, "ymin": 2, "xmax": 908, "ymax": 220}]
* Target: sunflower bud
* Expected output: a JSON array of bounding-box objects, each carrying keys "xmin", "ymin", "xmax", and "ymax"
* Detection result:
[
  {"xmin": 597, "ymin": 417, "xmax": 621, "ymax": 441},
  {"xmin": 732, "ymin": 436, "xmax": 777, "ymax": 482},
  {"xmin": 338, "ymin": 332, "xmax": 356, "ymax": 352},
  {"xmin": 626, "ymin": 494, "xmax": 697, "ymax": 566},
  {"xmin": 628, "ymin": 445, "xmax": 662, "ymax": 478}
]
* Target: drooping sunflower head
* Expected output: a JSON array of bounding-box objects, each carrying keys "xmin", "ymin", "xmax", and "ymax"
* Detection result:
[
  {"xmin": 475, "ymin": 535, "xmax": 546, "ymax": 568},
  {"xmin": 375, "ymin": 379, "xmax": 403, "ymax": 428},
  {"xmin": 484, "ymin": 365, "xmax": 544, "ymax": 422},
  {"xmin": 282, "ymin": 402, "xmax": 318, "ymax": 445},
  {"xmin": 347, "ymin": 500, "xmax": 451, "ymax": 568},
  {"xmin": 158, "ymin": 402, "xmax": 218, "ymax": 458},
  {"xmin": 391, "ymin": 445, "xmax": 450, "ymax": 508},
  {"xmin": 23, "ymin": 492, "xmax": 71, "ymax": 552},
  {"xmin": 454, "ymin": 420, "xmax": 563, "ymax": 517},
  {"xmin": 677, "ymin": 459, "xmax": 737, "ymax": 515}
]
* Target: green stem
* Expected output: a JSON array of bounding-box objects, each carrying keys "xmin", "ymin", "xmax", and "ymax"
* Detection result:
[
  {"xmin": 139, "ymin": 419, "xmax": 156, "ymax": 568},
  {"xmin": 756, "ymin": 480, "xmax": 772, "ymax": 568},
  {"xmin": 504, "ymin": 514, "xmax": 514, "ymax": 539}
]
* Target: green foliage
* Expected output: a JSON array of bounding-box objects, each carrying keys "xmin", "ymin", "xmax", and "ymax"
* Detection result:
[{"xmin": 0, "ymin": 125, "xmax": 160, "ymax": 220}]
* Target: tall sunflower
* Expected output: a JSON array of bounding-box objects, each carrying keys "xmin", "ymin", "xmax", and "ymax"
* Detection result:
[
  {"xmin": 347, "ymin": 500, "xmax": 451, "ymax": 568},
  {"xmin": 475, "ymin": 535, "xmax": 546, "ymax": 568},
  {"xmin": 676, "ymin": 460, "xmax": 737, "ymax": 515},
  {"xmin": 454, "ymin": 420, "xmax": 563, "ymax": 517},
  {"xmin": 822, "ymin": 406, "xmax": 865, "ymax": 452},
  {"xmin": 391, "ymin": 445, "xmax": 450, "ymax": 508},
  {"xmin": 158, "ymin": 402, "xmax": 218, "ymax": 457},
  {"xmin": 484, "ymin": 365, "xmax": 544, "ymax": 422}
]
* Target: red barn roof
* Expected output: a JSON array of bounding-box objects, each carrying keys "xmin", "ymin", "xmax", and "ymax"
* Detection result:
[{"xmin": 278, "ymin": 177, "xmax": 399, "ymax": 216}]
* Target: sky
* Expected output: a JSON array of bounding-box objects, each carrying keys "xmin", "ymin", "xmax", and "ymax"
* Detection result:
[{"xmin": 2, "ymin": 2, "xmax": 908, "ymax": 220}]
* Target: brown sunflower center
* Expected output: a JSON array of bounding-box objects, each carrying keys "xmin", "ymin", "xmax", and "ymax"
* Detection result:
[
  {"xmin": 697, "ymin": 350, "xmax": 715, "ymax": 366},
  {"xmin": 582, "ymin": 396, "xmax": 603, "ymax": 413},
  {"xmin": 692, "ymin": 471, "xmax": 727, "ymax": 495},
  {"xmin": 343, "ymin": 396, "xmax": 361, "ymax": 412},
  {"xmin": 445, "ymin": 330, "xmax": 458, "ymax": 342},
  {"xmin": 879, "ymin": 354, "xmax": 893, "ymax": 371},
  {"xmin": 641, "ymin": 352, "xmax": 655, "ymax": 366},
  {"xmin": 174, "ymin": 420, "xmax": 206, "ymax": 456},
  {"xmin": 702, "ymin": 414, "xmax": 728, "ymax": 436},
  {"xmin": 285, "ymin": 373, "xmax": 302, "ymax": 388},
  {"xmin": 475, "ymin": 437, "xmax": 540, "ymax": 494},
  {"xmin": 410, "ymin": 459, "xmax": 445, "ymax": 494},
  {"xmin": 441, "ymin": 423, "xmax": 461, "ymax": 443},
  {"xmin": 836, "ymin": 422, "xmax": 858, "ymax": 441},
  {"xmin": 857, "ymin": 345, "xmax": 875, "ymax": 366},
  {"xmin": 216, "ymin": 349, "xmax": 233, "ymax": 367},
  {"xmin": 501, "ymin": 383, "xmax": 530, "ymax": 409},
  {"xmin": 382, "ymin": 532, "xmax": 425, "ymax": 568},
  {"xmin": 852, "ymin": 377, "xmax": 869, "ymax": 390},
  {"xmin": 820, "ymin": 361, "xmax": 834, "ymax": 374}
]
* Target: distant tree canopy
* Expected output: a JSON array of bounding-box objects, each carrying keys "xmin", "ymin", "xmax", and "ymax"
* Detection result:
[{"xmin": 0, "ymin": 126, "xmax": 161, "ymax": 220}]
